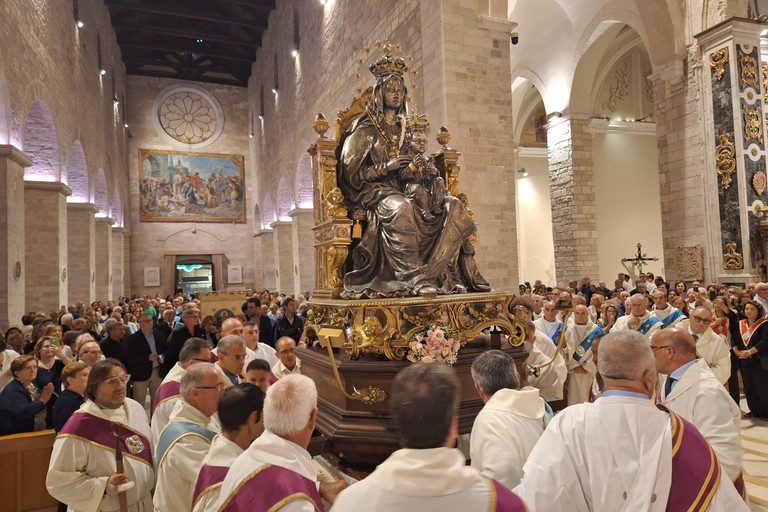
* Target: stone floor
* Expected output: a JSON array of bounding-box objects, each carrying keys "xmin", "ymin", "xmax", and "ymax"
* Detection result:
[{"xmin": 741, "ymin": 399, "xmax": 768, "ymax": 511}]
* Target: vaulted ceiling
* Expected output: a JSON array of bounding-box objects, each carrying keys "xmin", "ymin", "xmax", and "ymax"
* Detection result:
[{"xmin": 106, "ymin": 0, "xmax": 275, "ymax": 87}]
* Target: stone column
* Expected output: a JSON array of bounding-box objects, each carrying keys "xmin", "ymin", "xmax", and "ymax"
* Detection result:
[
  {"xmin": 0, "ymin": 145, "xmax": 30, "ymax": 330},
  {"xmin": 252, "ymin": 231, "xmax": 265, "ymax": 289},
  {"xmin": 288, "ymin": 208, "xmax": 314, "ymax": 296},
  {"xmin": 94, "ymin": 218, "xmax": 114, "ymax": 301},
  {"xmin": 112, "ymin": 227, "xmax": 125, "ymax": 299},
  {"xmin": 546, "ymin": 114, "xmax": 599, "ymax": 285},
  {"xmin": 697, "ymin": 21, "xmax": 767, "ymax": 282},
  {"xmin": 270, "ymin": 220, "xmax": 293, "ymax": 294},
  {"xmin": 122, "ymin": 230, "xmax": 131, "ymax": 297},
  {"xmin": 25, "ymin": 181, "xmax": 71, "ymax": 312},
  {"xmin": 66, "ymin": 203, "xmax": 97, "ymax": 305},
  {"xmin": 256, "ymin": 229, "xmax": 276, "ymax": 290}
]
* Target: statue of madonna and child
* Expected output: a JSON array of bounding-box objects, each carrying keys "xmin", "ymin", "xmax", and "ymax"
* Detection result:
[{"xmin": 336, "ymin": 47, "xmax": 490, "ymax": 299}]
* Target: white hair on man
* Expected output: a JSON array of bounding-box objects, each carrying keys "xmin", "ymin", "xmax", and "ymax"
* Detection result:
[
  {"xmin": 597, "ymin": 330, "xmax": 655, "ymax": 381},
  {"xmin": 217, "ymin": 334, "xmax": 245, "ymax": 355},
  {"xmin": 180, "ymin": 362, "xmax": 216, "ymax": 399},
  {"xmin": 264, "ymin": 374, "xmax": 317, "ymax": 437},
  {"xmin": 629, "ymin": 293, "xmax": 646, "ymax": 302}
]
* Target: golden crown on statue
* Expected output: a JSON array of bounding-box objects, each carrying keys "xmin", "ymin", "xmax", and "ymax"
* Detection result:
[
  {"xmin": 368, "ymin": 43, "xmax": 408, "ymax": 77},
  {"xmin": 408, "ymin": 110, "xmax": 430, "ymax": 130}
]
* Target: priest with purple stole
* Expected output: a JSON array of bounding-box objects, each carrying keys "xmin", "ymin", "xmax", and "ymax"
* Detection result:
[
  {"xmin": 332, "ymin": 364, "xmax": 527, "ymax": 511},
  {"xmin": 515, "ymin": 330, "xmax": 748, "ymax": 511},
  {"xmin": 153, "ymin": 363, "xmax": 223, "ymax": 512},
  {"xmin": 47, "ymin": 359, "xmax": 154, "ymax": 512},
  {"xmin": 150, "ymin": 337, "xmax": 212, "ymax": 448},
  {"xmin": 191, "ymin": 383, "xmax": 265, "ymax": 512},
  {"xmin": 214, "ymin": 375, "xmax": 347, "ymax": 511}
]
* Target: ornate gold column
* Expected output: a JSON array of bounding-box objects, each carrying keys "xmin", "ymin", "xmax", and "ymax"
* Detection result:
[{"xmin": 698, "ymin": 19, "xmax": 768, "ymax": 281}]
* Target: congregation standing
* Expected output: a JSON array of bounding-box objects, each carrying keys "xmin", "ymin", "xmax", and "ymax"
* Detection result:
[{"xmin": 0, "ymin": 277, "xmax": 759, "ymax": 510}]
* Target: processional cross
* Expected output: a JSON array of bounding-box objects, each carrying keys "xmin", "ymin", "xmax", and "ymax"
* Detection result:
[{"xmin": 621, "ymin": 243, "xmax": 658, "ymax": 281}]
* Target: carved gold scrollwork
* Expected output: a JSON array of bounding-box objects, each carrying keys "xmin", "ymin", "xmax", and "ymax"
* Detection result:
[
  {"xmin": 325, "ymin": 246, "xmax": 348, "ymax": 289},
  {"xmin": 740, "ymin": 53, "xmax": 759, "ymax": 90},
  {"xmin": 715, "ymin": 132, "xmax": 736, "ymax": 189},
  {"xmin": 722, "ymin": 242, "xmax": 744, "ymax": 270},
  {"xmin": 320, "ymin": 340, "xmax": 388, "ymax": 405},
  {"xmin": 710, "ymin": 48, "xmax": 728, "ymax": 80},
  {"xmin": 346, "ymin": 306, "xmax": 405, "ymax": 360},
  {"xmin": 754, "ymin": 171, "xmax": 767, "ymax": 197},
  {"xmin": 744, "ymin": 105, "xmax": 763, "ymax": 143},
  {"xmin": 764, "ymin": 64, "xmax": 768, "ymax": 102},
  {"xmin": 324, "ymin": 187, "xmax": 348, "ymax": 219}
]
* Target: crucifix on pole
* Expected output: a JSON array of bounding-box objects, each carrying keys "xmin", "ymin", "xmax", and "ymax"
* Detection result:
[{"xmin": 621, "ymin": 243, "xmax": 659, "ymax": 282}]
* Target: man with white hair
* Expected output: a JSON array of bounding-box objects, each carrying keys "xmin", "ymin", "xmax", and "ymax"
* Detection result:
[
  {"xmin": 650, "ymin": 290, "xmax": 686, "ymax": 328},
  {"xmin": 151, "ymin": 337, "xmax": 212, "ymax": 446},
  {"xmin": 77, "ymin": 338, "xmax": 103, "ymax": 367},
  {"xmin": 215, "ymin": 375, "xmax": 347, "ymax": 510},
  {"xmin": 564, "ymin": 304, "xmax": 604, "ymax": 405},
  {"xmin": 469, "ymin": 350, "xmax": 547, "ymax": 489},
  {"xmin": 530, "ymin": 294, "xmax": 544, "ymax": 320},
  {"xmin": 333, "ymin": 364, "xmax": 526, "ymax": 510},
  {"xmin": 215, "ymin": 335, "xmax": 248, "ymax": 387},
  {"xmin": 515, "ymin": 330, "xmax": 747, "ymax": 511},
  {"xmin": 521, "ymin": 321, "xmax": 564, "ymax": 401},
  {"xmin": 612, "ymin": 293, "xmax": 661, "ymax": 337},
  {"xmin": 153, "ymin": 363, "xmax": 224, "ymax": 512},
  {"xmin": 754, "ymin": 282, "xmax": 768, "ymax": 312}
]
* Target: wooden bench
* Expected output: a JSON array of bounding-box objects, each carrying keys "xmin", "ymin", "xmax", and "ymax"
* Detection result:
[{"xmin": 0, "ymin": 430, "xmax": 58, "ymax": 512}]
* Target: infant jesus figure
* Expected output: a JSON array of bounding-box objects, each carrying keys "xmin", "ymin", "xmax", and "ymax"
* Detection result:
[{"xmin": 400, "ymin": 113, "xmax": 446, "ymax": 222}]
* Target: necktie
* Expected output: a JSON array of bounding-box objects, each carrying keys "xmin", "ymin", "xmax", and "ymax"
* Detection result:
[
  {"xmin": 664, "ymin": 377, "xmax": 677, "ymax": 397},
  {"xmin": 692, "ymin": 334, "xmax": 699, "ymax": 342}
]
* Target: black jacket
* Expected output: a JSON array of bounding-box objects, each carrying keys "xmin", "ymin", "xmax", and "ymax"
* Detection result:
[
  {"xmin": 123, "ymin": 329, "xmax": 169, "ymax": 381},
  {"xmin": 0, "ymin": 379, "xmax": 45, "ymax": 435},
  {"xmin": 52, "ymin": 388, "xmax": 83, "ymax": 432}
]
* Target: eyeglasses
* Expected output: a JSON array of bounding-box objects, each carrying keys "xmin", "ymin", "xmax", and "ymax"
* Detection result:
[
  {"xmin": 690, "ymin": 315, "xmax": 710, "ymax": 323},
  {"xmin": 224, "ymin": 354, "xmax": 246, "ymax": 361},
  {"xmin": 104, "ymin": 374, "xmax": 131, "ymax": 385},
  {"xmin": 195, "ymin": 383, "xmax": 225, "ymax": 392},
  {"xmin": 650, "ymin": 345, "xmax": 671, "ymax": 351}
]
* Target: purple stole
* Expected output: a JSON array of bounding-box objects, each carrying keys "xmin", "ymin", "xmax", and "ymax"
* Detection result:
[
  {"xmin": 269, "ymin": 372, "xmax": 279, "ymax": 384},
  {"xmin": 192, "ymin": 464, "xmax": 229, "ymax": 508},
  {"xmin": 219, "ymin": 464, "xmax": 324, "ymax": 512},
  {"xmin": 659, "ymin": 406, "xmax": 722, "ymax": 511},
  {"xmin": 58, "ymin": 410, "xmax": 153, "ymax": 468},
  {"xmin": 488, "ymin": 478, "xmax": 527, "ymax": 511},
  {"xmin": 153, "ymin": 380, "xmax": 180, "ymax": 413}
]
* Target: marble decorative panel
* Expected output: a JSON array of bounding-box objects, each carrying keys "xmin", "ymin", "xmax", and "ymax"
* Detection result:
[{"xmin": 675, "ymin": 246, "xmax": 704, "ymax": 281}]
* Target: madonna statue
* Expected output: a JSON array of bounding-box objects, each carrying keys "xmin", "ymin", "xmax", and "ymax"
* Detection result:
[{"xmin": 337, "ymin": 48, "xmax": 490, "ymax": 299}]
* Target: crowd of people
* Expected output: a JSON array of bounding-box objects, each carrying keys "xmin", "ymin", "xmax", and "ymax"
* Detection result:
[{"xmin": 0, "ymin": 274, "xmax": 759, "ymax": 510}]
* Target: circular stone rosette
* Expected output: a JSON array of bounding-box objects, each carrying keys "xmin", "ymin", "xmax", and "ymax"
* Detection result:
[{"xmin": 152, "ymin": 84, "xmax": 224, "ymax": 148}]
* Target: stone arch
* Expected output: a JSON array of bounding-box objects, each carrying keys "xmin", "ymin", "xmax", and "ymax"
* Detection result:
[
  {"xmin": 253, "ymin": 204, "xmax": 263, "ymax": 233},
  {"xmin": 294, "ymin": 153, "xmax": 313, "ymax": 208},
  {"xmin": 512, "ymin": 78, "xmax": 547, "ymax": 147},
  {"xmin": 93, "ymin": 169, "xmax": 109, "ymax": 217},
  {"xmin": 276, "ymin": 176, "xmax": 293, "ymax": 220},
  {"xmin": 67, "ymin": 140, "xmax": 89, "ymax": 202},
  {"xmin": 261, "ymin": 194, "xmax": 277, "ymax": 229},
  {"xmin": 22, "ymin": 100, "xmax": 60, "ymax": 182}
]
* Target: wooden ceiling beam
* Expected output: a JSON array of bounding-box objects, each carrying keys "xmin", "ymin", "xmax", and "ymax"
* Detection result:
[
  {"xmin": 126, "ymin": 67, "xmax": 247, "ymax": 87},
  {"xmin": 119, "ymin": 42, "xmax": 254, "ymax": 63},
  {"xmin": 105, "ymin": 0, "xmax": 268, "ymax": 30},
  {"xmin": 113, "ymin": 24, "xmax": 262, "ymax": 49}
]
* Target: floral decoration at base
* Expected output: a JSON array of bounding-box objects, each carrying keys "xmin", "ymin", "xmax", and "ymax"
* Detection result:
[{"xmin": 406, "ymin": 324, "xmax": 460, "ymax": 365}]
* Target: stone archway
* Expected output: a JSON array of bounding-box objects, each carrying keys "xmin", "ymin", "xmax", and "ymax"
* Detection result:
[
  {"xmin": 67, "ymin": 141, "xmax": 89, "ymax": 202},
  {"xmin": 294, "ymin": 152, "xmax": 313, "ymax": 209},
  {"xmin": 22, "ymin": 100, "xmax": 60, "ymax": 182}
]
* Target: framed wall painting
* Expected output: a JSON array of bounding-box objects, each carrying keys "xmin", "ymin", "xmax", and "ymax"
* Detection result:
[{"xmin": 139, "ymin": 149, "xmax": 246, "ymax": 223}]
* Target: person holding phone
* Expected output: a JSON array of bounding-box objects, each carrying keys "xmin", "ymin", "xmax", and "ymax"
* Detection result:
[{"xmin": 34, "ymin": 336, "xmax": 72, "ymax": 429}]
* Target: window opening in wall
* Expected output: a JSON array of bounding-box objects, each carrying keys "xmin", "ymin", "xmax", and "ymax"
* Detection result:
[{"xmin": 176, "ymin": 263, "xmax": 214, "ymax": 295}]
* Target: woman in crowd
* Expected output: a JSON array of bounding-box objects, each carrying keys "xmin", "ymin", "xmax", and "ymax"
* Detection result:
[
  {"xmin": 4, "ymin": 327, "xmax": 24, "ymax": 354},
  {"xmin": 674, "ymin": 281, "xmax": 687, "ymax": 296},
  {"xmin": 597, "ymin": 303, "xmax": 619, "ymax": 333},
  {"xmin": 34, "ymin": 337, "xmax": 72, "ymax": 428},
  {"xmin": 734, "ymin": 301, "xmax": 768, "ymax": 419},
  {"xmin": 0, "ymin": 355, "xmax": 54, "ymax": 435},
  {"xmin": 671, "ymin": 295, "xmax": 689, "ymax": 318},
  {"xmin": 51, "ymin": 362, "xmax": 89, "ymax": 432},
  {"xmin": 60, "ymin": 330, "xmax": 81, "ymax": 359},
  {"xmin": 711, "ymin": 295, "xmax": 731, "ymax": 339}
]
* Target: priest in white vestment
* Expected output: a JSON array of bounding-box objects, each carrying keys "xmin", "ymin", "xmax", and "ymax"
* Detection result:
[
  {"xmin": 515, "ymin": 330, "xmax": 747, "ymax": 512},
  {"xmin": 564, "ymin": 305, "xmax": 604, "ymax": 405},
  {"xmin": 47, "ymin": 359, "xmax": 155, "ymax": 512},
  {"xmin": 469, "ymin": 350, "xmax": 547, "ymax": 489},
  {"xmin": 613, "ymin": 294, "xmax": 662, "ymax": 337},
  {"xmin": 214, "ymin": 375, "xmax": 346, "ymax": 511},
  {"xmin": 150, "ymin": 337, "xmax": 212, "ymax": 447},
  {"xmin": 682, "ymin": 306, "xmax": 731, "ymax": 384},
  {"xmin": 650, "ymin": 290, "xmax": 686, "ymax": 328},
  {"xmin": 533, "ymin": 301, "xmax": 564, "ymax": 347},
  {"xmin": 214, "ymin": 335, "xmax": 248, "ymax": 387},
  {"xmin": 653, "ymin": 328, "xmax": 743, "ymax": 483},
  {"xmin": 334, "ymin": 364, "xmax": 527, "ymax": 511},
  {"xmin": 153, "ymin": 363, "xmax": 224, "ymax": 512},
  {"xmin": 522, "ymin": 326, "xmax": 563, "ymax": 401},
  {"xmin": 192, "ymin": 382, "xmax": 265, "ymax": 512}
]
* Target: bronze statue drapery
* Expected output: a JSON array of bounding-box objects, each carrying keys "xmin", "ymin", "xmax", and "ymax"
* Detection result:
[{"xmin": 336, "ymin": 50, "xmax": 489, "ymax": 299}]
